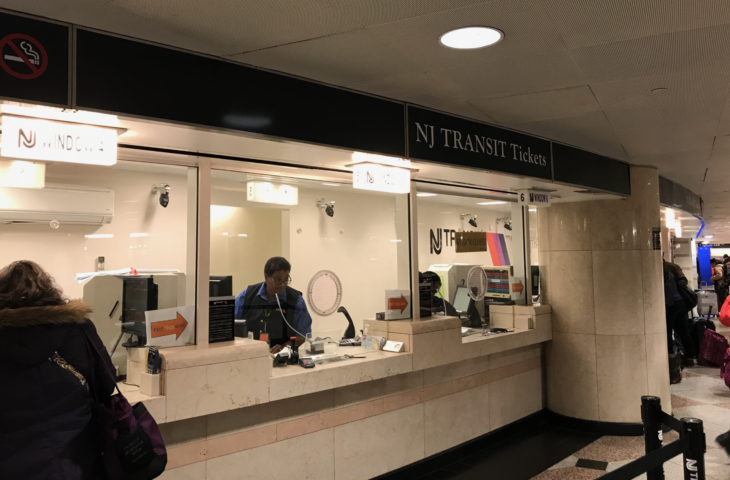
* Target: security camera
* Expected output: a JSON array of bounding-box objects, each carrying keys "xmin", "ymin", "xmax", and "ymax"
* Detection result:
[
  {"xmin": 317, "ymin": 198, "xmax": 335, "ymax": 217},
  {"xmin": 460, "ymin": 213, "xmax": 477, "ymax": 228},
  {"xmin": 151, "ymin": 184, "xmax": 171, "ymax": 208}
]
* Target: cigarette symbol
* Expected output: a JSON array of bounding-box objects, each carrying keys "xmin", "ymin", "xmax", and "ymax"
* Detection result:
[{"xmin": 4, "ymin": 41, "xmax": 40, "ymax": 65}]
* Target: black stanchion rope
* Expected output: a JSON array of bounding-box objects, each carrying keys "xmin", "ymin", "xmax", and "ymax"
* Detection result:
[{"xmin": 599, "ymin": 437, "xmax": 688, "ymax": 480}]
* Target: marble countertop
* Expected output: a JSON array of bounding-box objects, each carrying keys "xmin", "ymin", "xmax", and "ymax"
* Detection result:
[{"xmin": 269, "ymin": 350, "xmax": 413, "ymax": 401}]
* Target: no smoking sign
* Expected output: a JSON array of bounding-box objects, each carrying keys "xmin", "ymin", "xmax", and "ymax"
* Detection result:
[{"xmin": 0, "ymin": 33, "xmax": 48, "ymax": 80}]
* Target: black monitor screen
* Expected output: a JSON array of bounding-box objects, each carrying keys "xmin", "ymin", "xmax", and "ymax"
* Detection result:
[
  {"xmin": 452, "ymin": 285, "xmax": 470, "ymax": 313},
  {"xmin": 123, "ymin": 277, "xmax": 157, "ymax": 323},
  {"xmin": 210, "ymin": 275, "xmax": 233, "ymax": 297}
]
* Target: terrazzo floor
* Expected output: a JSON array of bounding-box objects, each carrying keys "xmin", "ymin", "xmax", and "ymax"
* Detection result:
[{"xmin": 531, "ymin": 324, "xmax": 730, "ymax": 480}]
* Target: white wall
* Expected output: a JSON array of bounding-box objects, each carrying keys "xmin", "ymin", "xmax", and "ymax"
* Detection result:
[
  {"xmin": 417, "ymin": 200, "xmax": 516, "ymax": 272},
  {"xmin": 0, "ymin": 161, "xmax": 195, "ymax": 350},
  {"xmin": 0, "ymin": 163, "xmax": 193, "ymax": 297},
  {"xmin": 209, "ymin": 181, "xmax": 407, "ymax": 334}
]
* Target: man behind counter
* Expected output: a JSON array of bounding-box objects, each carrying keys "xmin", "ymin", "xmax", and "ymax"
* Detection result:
[{"xmin": 234, "ymin": 257, "xmax": 312, "ymax": 354}]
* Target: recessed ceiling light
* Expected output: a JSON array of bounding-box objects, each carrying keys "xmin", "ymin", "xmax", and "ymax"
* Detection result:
[
  {"xmin": 417, "ymin": 193, "xmax": 437, "ymax": 197},
  {"xmin": 705, "ymin": 235, "xmax": 714, "ymax": 238},
  {"xmin": 477, "ymin": 201, "xmax": 506, "ymax": 205},
  {"xmin": 439, "ymin": 26, "xmax": 504, "ymax": 50},
  {"xmin": 322, "ymin": 183, "xmax": 340, "ymax": 187},
  {"xmin": 238, "ymin": 234, "xmax": 247, "ymax": 237}
]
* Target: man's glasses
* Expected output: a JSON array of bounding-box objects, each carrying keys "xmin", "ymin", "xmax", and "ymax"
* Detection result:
[{"xmin": 268, "ymin": 275, "xmax": 292, "ymax": 285}]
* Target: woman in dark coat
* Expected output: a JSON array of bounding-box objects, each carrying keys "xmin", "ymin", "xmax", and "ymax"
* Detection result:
[{"xmin": 0, "ymin": 260, "xmax": 116, "ymax": 479}]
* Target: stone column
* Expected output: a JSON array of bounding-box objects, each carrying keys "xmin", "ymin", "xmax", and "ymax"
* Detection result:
[{"xmin": 539, "ymin": 166, "xmax": 669, "ymax": 423}]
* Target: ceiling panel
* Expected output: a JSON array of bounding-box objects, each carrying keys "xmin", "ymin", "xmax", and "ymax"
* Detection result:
[
  {"xmin": 322, "ymin": 0, "xmax": 495, "ymax": 27},
  {"xmin": 604, "ymin": 99, "xmax": 723, "ymax": 156},
  {"xmin": 428, "ymin": 49, "xmax": 586, "ymax": 99},
  {"xmin": 84, "ymin": 0, "xmax": 360, "ymax": 55},
  {"xmin": 472, "ymin": 86, "xmax": 601, "ymax": 124},
  {"xmin": 509, "ymin": 110, "xmax": 627, "ymax": 160},
  {"xmin": 590, "ymin": 66, "xmax": 730, "ymax": 114},
  {"xmin": 540, "ymin": 0, "xmax": 730, "ymax": 49},
  {"xmin": 366, "ymin": 0, "xmax": 566, "ymax": 71},
  {"xmin": 232, "ymin": 29, "xmax": 418, "ymax": 86},
  {"xmin": 346, "ymin": 72, "xmax": 466, "ymax": 108},
  {"xmin": 569, "ymin": 24, "xmax": 730, "ymax": 84}
]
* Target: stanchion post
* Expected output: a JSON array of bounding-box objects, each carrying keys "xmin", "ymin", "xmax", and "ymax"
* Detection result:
[
  {"xmin": 682, "ymin": 418, "xmax": 705, "ymax": 480},
  {"xmin": 641, "ymin": 396, "xmax": 664, "ymax": 480}
]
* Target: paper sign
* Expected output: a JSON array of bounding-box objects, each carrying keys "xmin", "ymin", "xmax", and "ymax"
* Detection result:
[
  {"xmin": 455, "ymin": 231, "xmax": 487, "ymax": 253},
  {"xmin": 385, "ymin": 289, "xmax": 410, "ymax": 320},
  {"xmin": 145, "ymin": 306, "xmax": 194, "ymax": 347}
]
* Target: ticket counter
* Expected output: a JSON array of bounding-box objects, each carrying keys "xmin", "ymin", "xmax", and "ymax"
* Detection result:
[{"xmin": 125, "ymin": 307, "xmax": 551, "ymax": 480}]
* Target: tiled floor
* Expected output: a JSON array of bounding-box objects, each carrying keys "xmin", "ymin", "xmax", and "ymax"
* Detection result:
[{"xmin": 532, "ymin": 325, "xmax": 730, "ymax": 480}]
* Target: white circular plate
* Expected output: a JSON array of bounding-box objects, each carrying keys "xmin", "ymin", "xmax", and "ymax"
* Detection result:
[{"xmin": 307, "ymin": 270, "xmax": 343, "ymax": 316}]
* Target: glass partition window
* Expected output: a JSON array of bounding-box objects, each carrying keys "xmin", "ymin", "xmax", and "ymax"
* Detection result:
[
  {"xmin": 210, "ymin": 170, "xmax": 410, "ymax": 348},
  {"xmin": 0, "ymin": 160, "xmax": 198, "ymax": 373},
  {"xmin": 416, "ymin": 192, "xmax": 528, "ymax": 317}
]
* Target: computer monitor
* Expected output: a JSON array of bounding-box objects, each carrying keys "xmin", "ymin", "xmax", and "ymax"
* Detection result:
[
  {"xmin": 452, "ymin": 285, "xmax": 470, "ymax": 313},
  {"xmin": 123, "ymin": 277, "xmax": 158, "ymax": 323},
  {"xmin": 210, "ymin": 275, "xmax": 233, "ymax": 297},
  {"xmin": 122, "ymin": 276, "xmax": 158, "ymax": 347},
  {"xmin": 484, "ymin": 266, "xmax": 512, "ymax": 299}
]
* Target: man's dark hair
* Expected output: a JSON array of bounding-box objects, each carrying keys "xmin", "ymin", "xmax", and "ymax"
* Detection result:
[
  {"xmin": 711, "ymin": 258, "xmax": 720, "ymax": 265},
  {"xmin": 264, "ymin": 257, "xmax": 291, "ymax": 276}
]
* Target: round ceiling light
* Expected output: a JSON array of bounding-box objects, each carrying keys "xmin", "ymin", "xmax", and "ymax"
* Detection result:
[{"xmin": 439, "ymin": 26, "xmax": 504, "ymax": 49}]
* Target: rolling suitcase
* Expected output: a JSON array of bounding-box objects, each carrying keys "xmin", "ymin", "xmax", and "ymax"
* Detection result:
[
  {"xmin": 691, "ymin": 306, "xmax": 716, "ymax": 355},
  {"xmin": 697, "ymin": 290, "xmax": 718, "ymax": 316}
]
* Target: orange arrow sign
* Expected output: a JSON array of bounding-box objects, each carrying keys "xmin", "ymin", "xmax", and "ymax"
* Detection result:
[
  {"xmin": 512, "ymin": 281, "xmax": 524, "ymax": 294},
  {"xmin": 388, "ymin": 294, "xmax": 409, "ymax": 314},
  {"xmin": 151, "ymin": 312, "xmax": 189, "ymax": 340}
]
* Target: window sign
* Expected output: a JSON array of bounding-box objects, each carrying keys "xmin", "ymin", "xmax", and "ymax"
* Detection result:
[
  {"xmin": 1, "ymin": 115, "xmax": 118, "ymax": 166},
  {"xmin": 352, "ymin": 163, "xmax": 410, "ymax": 194},
  {"xmin": 517, "ymin": 189, "xmax": 551, "ymax": 207}
]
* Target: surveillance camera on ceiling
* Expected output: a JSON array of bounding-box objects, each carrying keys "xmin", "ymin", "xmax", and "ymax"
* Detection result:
[
  {"xmin": 317, "ymin": 198, "xmax": 335, "ymax": 217},
  {"xmin": 151, "ymin": 184, "xmax": 171, "ymax": 208}
]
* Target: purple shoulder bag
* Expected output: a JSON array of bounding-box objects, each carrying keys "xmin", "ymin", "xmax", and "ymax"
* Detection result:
[{"xmin": 81, "ymin": 326, "xmax": 167, "ymax": 480}]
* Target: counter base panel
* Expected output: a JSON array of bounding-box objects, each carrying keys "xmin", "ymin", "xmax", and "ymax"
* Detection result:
[{"xmin": 158, "ymin": 345, "xmax": 543, "ymax": 480}]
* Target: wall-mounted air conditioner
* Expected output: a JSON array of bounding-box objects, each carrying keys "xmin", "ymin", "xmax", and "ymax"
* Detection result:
[{"xmin": 0, "ymin": 183, "xmax": 114, "ymax": 225}]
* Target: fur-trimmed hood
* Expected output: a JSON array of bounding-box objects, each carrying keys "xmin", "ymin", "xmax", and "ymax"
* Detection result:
[
  {"xmin": 0, "ymin": 300, "xmax": 93, "ymax": 366},
  {"xmin": 0, "ymin": 299, "xmax": 91, "ymax": 329}
]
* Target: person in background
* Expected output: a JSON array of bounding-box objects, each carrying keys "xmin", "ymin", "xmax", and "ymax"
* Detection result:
[
  {"xmin": 662, "ymin": 257, "xmax": 695, "ymax": 365},
  {"xmin": 235, "ymin": 256, "xmax": 312, "ymax": 354},
  {"xmin": 420, "ymin": 271, "xmax": 458, "ymax": 317},
  {"xmin": 663, "ymin": 267, "xmax": 685, "ymax": 384},
  {"xmin": 0, "ymin": 260, "xmax": 116, "ymax": 479},
  {"xmin": 710, "ymin": 258, "xmax": 728, "ymax": 312}
]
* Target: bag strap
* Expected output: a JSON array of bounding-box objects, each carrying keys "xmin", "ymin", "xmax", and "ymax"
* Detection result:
[{"xmin": 79, "ymin": 324, "xmax": 123, "ymax": 402}]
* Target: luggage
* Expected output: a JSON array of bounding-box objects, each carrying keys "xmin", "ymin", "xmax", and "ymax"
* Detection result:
[
  {"xmin": 721, "ymin": 349, "xmax": 730, "ymax": 389},
  {"xmin": 690, "ymin": 307, "xmax": 716, "ymax": 353},
  {"xmin": 698, "ymin": 327, "xmax": 729, "ymax": 367},
  {"xmin": 697, "ymin": 290, "xmax": 718, "ymax": 316}
]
